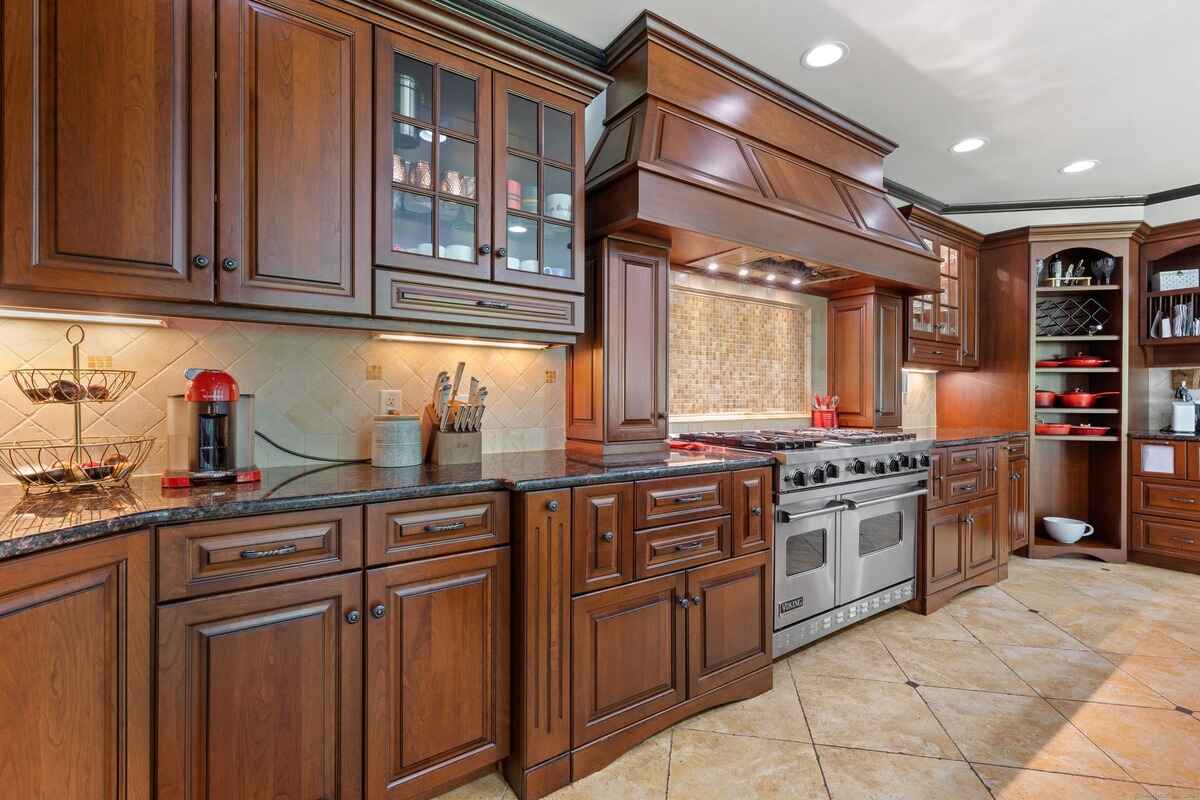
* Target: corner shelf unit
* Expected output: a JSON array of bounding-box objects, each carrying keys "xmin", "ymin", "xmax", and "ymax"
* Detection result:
[
  {"xmin": 1138, "ymin": 220, "xmax": 1200, "ymax": 366},
  {"xmin": 1028, "ymin": 227, "xmax": 1145, "ymax": 563}
]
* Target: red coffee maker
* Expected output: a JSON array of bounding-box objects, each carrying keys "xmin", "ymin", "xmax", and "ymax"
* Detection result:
[{"xmin": 162, "ymin": 369, "xmax": 260, "ymax": 487}]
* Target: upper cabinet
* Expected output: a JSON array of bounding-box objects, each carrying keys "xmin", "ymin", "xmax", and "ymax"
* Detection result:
[
  {"xmin": 899, "ymin": 207, "xmax": 984, "ymax": 369},
  {"xmin": 218, "ymin": 0, "xmax": 373, "ymax": 314},
  {"xmin": 1, "ymin": 0, "xmax": 215, "ymax": 302}
]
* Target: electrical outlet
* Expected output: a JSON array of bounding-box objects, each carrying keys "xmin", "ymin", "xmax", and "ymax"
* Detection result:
[
  {"xmin": 545, "ymin": 370, "xmax": 557, "ymax": 384},
  {"xmin": 378, "ymin": 389, "xmax": 403, "ymax": 415},
  {"xmin": 87, "ymin": 355, "xmax": 113, "ymax": 369},
  {"xmin": 366, "ymin": 364, "xmax": 383, "ymax": 380}
]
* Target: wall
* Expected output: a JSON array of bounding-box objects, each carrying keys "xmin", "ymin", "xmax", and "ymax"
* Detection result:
[
  {"xmin": 901, "ymin": 370, "xmax": 937, "ymax": 429},
  {"xmin": 0, "ymin": 317, "xmax": 566, "ymax": 482}
]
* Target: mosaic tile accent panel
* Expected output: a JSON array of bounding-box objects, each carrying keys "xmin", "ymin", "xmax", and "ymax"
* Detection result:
[
  {"xmin": 669, "ymin": 288, "xmax": 809, "ymax": 417},
  {"xmin": 0, "ymin": 318, "xmax": 566, "ymax": 482}
]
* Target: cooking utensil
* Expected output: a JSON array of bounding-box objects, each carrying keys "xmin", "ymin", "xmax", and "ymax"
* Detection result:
[
  {"xmin": 1069, "ymin": 424, "xmax": 1111, "ymax": 436},
  {"xmin": 1058, "ymin": 388, "xmax": 1119, "ymax": 408},
  {"xmin": 1034, "ymin": 387, "xmax": 1058, "ymax": 408},
  {"xmin": 1060, "ymin": 354, "xmax": 1110, "ymax": 368},
  {"xmin": 1035, "ymin": 422, "xmax": 1072, "ymax": 435},
  {"xmin": 1044, "ymin": 516, "xmax": 1094, "ymax": 544},
  {"xmin": 1036, "ymin": 358, "xmax": 1064, "ymax": 368}
]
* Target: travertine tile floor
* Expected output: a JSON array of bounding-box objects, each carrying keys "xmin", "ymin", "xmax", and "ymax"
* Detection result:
[{"xmin": 443, "ymin": 556, "xmax": 1200, "ymax": 799}]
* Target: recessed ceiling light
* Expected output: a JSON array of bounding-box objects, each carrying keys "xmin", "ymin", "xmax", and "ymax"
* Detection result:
[
  {"xmin": 765, "ymin": 273, "xmax": 776, "ymax": 282},
  {"xmin": 790, "ymin": 277, "xmax": 802, "ymax": 287},
  {"xmin": 706, "ymin": 262, "xmax": 719, "ymax": 272},
  {"xmin": 1060, "ymin": 159, "xmax": 1099, "ymax": 174},
  {"xmin": 737, "ymin": 267, "xmax": 750, "ymax": 278},
  {"xmin": 950, "ymin": 137, "xmax": 988, "ymax": 154},
  {"xmin": 801, "ymin": 41, "xmax": 847, "ymax": 69}
]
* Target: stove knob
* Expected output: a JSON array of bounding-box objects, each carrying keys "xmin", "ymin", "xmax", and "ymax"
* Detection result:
[
  {"xmin": 825, "ymin": 462, "xmax": 840, "ymax": 479},
  {"xmin": 872, "ymin": 460, "xmax": 887, "ymax": 475},
  {"xmin": 811, "ymin": 466, "xmax": 826, "ymax": 484},
  {"xmin": 790, "ymin": 469, "xmax": 808, "ymax": 487},
  {"xmin": 899, "ymin": 454, "xmax": 914, "ymax": 469},
  {"xmin": 919, "ymin": 453, "xmax": 930, "ymax": 468},
  {"xmin": 851, "ymin": 458, "xmax": 867, "ymax": 475},
  {"xmin": 888, "ymin": 457, "xmax": 901, "ymax": 473}
]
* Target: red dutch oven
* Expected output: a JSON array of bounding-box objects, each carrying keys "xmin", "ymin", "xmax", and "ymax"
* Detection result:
[
  {"xmin": 1034, "ymin": 387, "xmax": 1058, "ymax": 408},
  {"xmin": 1059, "ymin": 388, "xmax": 1119, "ymax": 408}
]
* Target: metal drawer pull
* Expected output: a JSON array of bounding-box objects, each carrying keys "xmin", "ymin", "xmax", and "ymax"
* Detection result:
[
  {"xmin": 424, "ymin": 521, "xmax": 467, "ymax": 533},
  {"xmin": 601, "ymin": 531, "xmax": 615, "ymax": 542},
  {"xmin": 240, "ymin": 543, "xmax": 298, "ymax": 559},
  {"xmin": 1170, "ymin": 536, "xmax": 1197, "ymax": 545},
  {"xmin": 476, "ymin": 299, "xmax": 511, "ymax": 310},
  {"xmin": 672, "ymin": 493, "xmax": 706, "ymax": 504},
  {"xmin": 675, "ymin": 540, "xmax": 705, "ymax": 552},
  {"xmin": 778, "ymin": 503, "xmax": 848, "ymax": 523},
  {"xmin": 1168, "ymin": 497, "xmax": 1198, "ymax": 504},
  {"xmin": 843, "ymin": 488, "xmax": 928, "ymax": 510}
]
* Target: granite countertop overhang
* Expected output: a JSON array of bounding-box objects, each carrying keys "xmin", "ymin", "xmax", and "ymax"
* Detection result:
[{"xmin": 906, "ymin": 427, "xmax": 1028, "ymax": 447}]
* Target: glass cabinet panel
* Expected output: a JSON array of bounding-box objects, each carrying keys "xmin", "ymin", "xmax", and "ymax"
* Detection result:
[
  {"xmin": 392, "ymin": 191, "xmax": 433, "ymax": 255},
  {"xmin": 508, "ymin": 94, "xmax": 539, "ymax": 153},
  {"xmin": 506, "ymin": 155, "xmax": 539, "ymax": 213},
  {"xmin": 505, "ymin": 214, "xmax": 539, "ymax": 272},
  {"xmin": 438, "ymin": 200, "xmax": 476, "ymax": 261},
  {"xmin": 393, "ymin": 55, "xmax": 433, "ymax": 123},
  {"xmin": 910, "ymin": 296, "xmax": 935, "ymax": 334},
  {"xmin": 544, "ymin": 107, "xmax": 573, "ymax": 164},
  {"xmin": 544, "ymin": 166, "xmax": 573, "ymax": 221},
  {"xmin": 439, "ymin": 137, "xmax": 476, "ymax": 199},
  {"xmin": 438, "ymin": 70, "xmax": 476, "ymax": 135},
  {"xmin": 543, "ymin": 223, "xmax": 572, "ymax": 277}
]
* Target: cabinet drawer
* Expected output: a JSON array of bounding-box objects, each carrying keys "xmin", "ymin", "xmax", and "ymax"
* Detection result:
[
  {"xmin": 635, "ymin": 517, "xmax": 731, "ymax": 579},
  {"xmin": 1131, "ymin": 439, "xmax": 1187, "ymax": 481},
  {"xmin": 1006, "ymin": 436, "xmax": 1029, "ymax": 459},
  {"xmin": 635, "ymin": 472, "xmax": 731, "ymax": 528},
  {"xmin": 1132, "ymin": 514, "xmax": 1200, "ymax": 561},
  {"xmin": 157, "ymin": 507, "xmax": 363, "ymax": 601},
  {"xmin": 1133, "ymin": 478, "xmax": 1200, "ymax": 521},
  {"xmin": 907, "ymin": 338, "xmax": 960, "ymax": 366},
  {"xmin": 945, "ymin": 473, "xmax": 982, "ymax": 504},
  {"xmin": 375, "ymin": 270, "xmax": 584, "ymax": 334},
  {"xmin": 366, "ymin": 491, "xmax": 509, "ymax": 565},
  {"xmin": 945, "ymin": 445, "xmax": 983, "ymax": 475},
  {"xmin": 572, "ymin": 482, "xmax": 636, "ymax": 594}
]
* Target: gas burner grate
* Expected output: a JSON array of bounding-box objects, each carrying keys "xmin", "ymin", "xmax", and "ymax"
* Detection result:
[{"xmin": 679, "ymin": 429, "xmax": 916, "ymax": 451}]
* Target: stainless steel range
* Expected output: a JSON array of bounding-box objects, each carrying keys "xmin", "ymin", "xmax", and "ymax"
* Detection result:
[{"xmin": 679, "ymin": 429, "xmax": 931, "ymax": 655}]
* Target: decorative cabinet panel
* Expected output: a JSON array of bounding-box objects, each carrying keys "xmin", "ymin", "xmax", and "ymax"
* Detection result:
[
  {"xmin": 685, "ymin": 552, "xmax": 772, "ymax": 697},
  {"xmin": 1, "ymin": 0, "xmax": 214, "ymax": 301},
  {"xmin": 828, "ymin": 289, "xmax": 903, "ymax": 428},
  {"xmin": 366, "ymin": 548, "xmax": 510, "ymax": 800},
  {"xmin": 928, "ymin": 451, "xmax": 945, "ymax": 509},
  {"xmin": 964, "ymin": 496, "xmax": 1000, "ymax": 578},
  {"xmin": 572, "ymin": 482, "xmax": 636, "ymax": 593},
  {"xmin": 157, "ymin": 572, "xmax": 363, "ymax": 800},
  {"xmin": 925, "ymin": 505, "xmax": 966, "ymax": 594},
  {"xmin": 732, "ymin": 467, "xmax": 773, "ymax": 555},
  {"xmin": 0, "ymin": 533, "xmax": 152, "ymax": 800},
  {"xmin": 216, "ymin": 0, "xmax": 372, "ymax": 313},
  {"xmin": 1008, "ymin": 457, "xmax": 1030, "ymax": 551},
  {"xmin": 374, "ymin": 28, "xmax": 493, "ymax": 281}
]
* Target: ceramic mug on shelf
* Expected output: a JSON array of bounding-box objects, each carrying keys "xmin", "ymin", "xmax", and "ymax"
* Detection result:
[{"xmin": 546, "ymin": 193, "xmax": 571, "ymax": 219}]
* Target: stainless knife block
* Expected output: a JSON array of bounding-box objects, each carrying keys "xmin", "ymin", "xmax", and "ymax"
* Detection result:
[{"xmin": 422, "ymin": 404, "xmax": 482, "ymax": 465}]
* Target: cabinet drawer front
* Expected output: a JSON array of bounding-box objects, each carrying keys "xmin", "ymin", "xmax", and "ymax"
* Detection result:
[
  {"xmin": 1006, "ymin": 437, "xmax": 1029, "ymax": 459},
  {"xmin": 732, "ymin": 467, "xmax": 773, "ymax": 556},
  {"xmin": 635, "ymin": 517, "xmax": 731, "ymax": 579},
  {"xmin": 1133, "ymin": 514, "xmax": 1200, "ymax": 561},
  {"xmin": 1134, "ymin": 478, "xmax": 1200, "ymax": 520},
  {"xmin": 635, "ymin": 472, "xmax": 731, "ymax": 527},
  {"xmin": 573, "ymin": 483, "xmax": 636, "ymax": 594},
  {"xmin": 1132, "ymin": 440, "xmax": 1187, "ymax": 480},
  {"xmin": 945, "ymin": 473, "xmax": 981, "ymax": 503},
  {"xmin": 375, "ymin": 270, "xmax": 584, "ymax": 333},
  {"xmin": 367, "ymin": 491, "xmax": 509, "ymax": 565},
  {"xmin": 907, "ymin": 338, "xmax": 960, "ymax": 366},
  {"xmin": 946, "ymin": 445, "xmax": 983, "ymax": 475},
  {"xmin": 157, "ymin": 507, "xmax": 363, "ymax": 601}
]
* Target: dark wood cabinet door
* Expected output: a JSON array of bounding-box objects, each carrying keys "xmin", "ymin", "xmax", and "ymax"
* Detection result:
[
  {"xmin": 732, "ymin": 467, "xmax": 774, "ymax": 555},
  {"xmin": 216, "ymin": 0, "xmax": 371, "ymax": 313},
  {"xmin": 2, "ymin": 0, "xmax": 214, "ymax": 301},
  {"xmin": 1009, "ymin": 457, "xmax": 1029, "ymax": 551},
  {"xmin": 366, "ymin": 548, "xmax": 510, "ymax": 800},
  {"xmin": 493, "ymin": 74, "xmax": 586, "ymax": 293},
  {"xmin": 374, "ymin": 28, "xmax": 493, "ymax": 281},
  {"xmin": 829, "ymin": 294, "xmax": 872, "ymax": 426},
  {"xmin": 157, "ymin": 572, "xmax": 363, "ymax": 800},
  {"xmin": 965, "ymin": 496, "xmax": 1000, "ymax": 578},
  {"xmin": 875, "ymin": 292, "xmax": 904, "ymax": 427},
  {"xmin": 0, "ymin": 533, "xmax": 152, "ymax": 800},
  {"xmin": 924, "ymin": 505, "xmax": 965, "ymax": 594},
  {"xmin": 934, "ymin": 240, "xmax": 963, "ymax": 346},
  {"xmin": 686, "ymin": 551, "xmax": 771, "ymax": 697},
  {"xmin": 572, "ymin": 482, "xmax": 635, "ymax": 593},
  {"xmin": 571, "ymin": 574, "xmax": 686, "ymax": 746},
  {"xmin": 959, "ymin": 244, "xmax": 980, "ymax": 367},
  {"xmin": 907, "ymin": 228, "xmax": 939, "ymax": 342},
  {"xmin": 606, "ymin": 240, "xmax": 670, "ymax": 441}
]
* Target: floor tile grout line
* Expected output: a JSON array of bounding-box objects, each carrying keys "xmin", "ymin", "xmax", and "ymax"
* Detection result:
[
  {"xmin": 1041, "ymin": 693, "xmax": 1141, "ymax": 784},
  {"xmin": 910, "ymin": 680, "xmax": 972, "ymax": 765},
  {"xmin": 663, "ymin": 726, "xmax": 673, "ymax": 800},
  {"xmin": 786, "ymin": 657, "xmax": 834, "ymax": 799},
  {"xmin": 876, "ymin": 632, "xmax": 1040, "ymax": 698}
]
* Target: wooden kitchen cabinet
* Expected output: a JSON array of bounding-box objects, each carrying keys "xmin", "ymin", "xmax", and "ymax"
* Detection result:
[
  {"xmin": 732, "ymin": 467, "xmax": 773, "ymax": 555},
  {"xmin": 827, "ymin": 288, "xmax": 903, "ymax": 428},
  {"xmin": 157, "ymin": 571, "xmax": 363, "ymax": 800},
  {"xmin": 1008, "ymin": 453, "xmax": 1030, "ymax": 551},
  {"xmin": 0, "ymin": 533, "xmax": 152, "ymax": 800},
  {"xmin": 572, "ymin": 482, "xmax": 636, "ymax": 593},
  {"xmin": 686, "ymin": 552, "xmax": 772, "ymax": 697},
  {"xmin": 964, "ymin": 495, "xmax": 1000, "ymax": 578},
  {"xmin": 366, "ymin": 548, "xmax": 510, "ymax": 800},
  {"xmin": 1, "ymin": 0, "xmax": 214, "ymax": 302},
  {"xmin": 1129, "ymin": 437, "xmax": 1200, "ymax": 574},
  {"xmin": 924, "ymin": 505, "xmax": 967, "ymax": 595}
]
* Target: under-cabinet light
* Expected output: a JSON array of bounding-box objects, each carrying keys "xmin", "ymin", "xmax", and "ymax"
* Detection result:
[
  {"xmin": 902, "ymin": 367, "xmax": 940, "ymax": 374},
  {"xmin": 737, "ymin": 268, "xmax": 750, "ymax": 278},
  {"xmin": 0, "ymin": 308, "xmax": 167, "ymax": 327},
  {"xmin": 790, "ymin": 278, "xmax": 803, "ymax": 287},
  {"xmin": 766, "ymin": 274, "xmax": 777, "ymax": 282},
  {"xmin": 374, "ymin": 333, "xmax": 550, "ymax": 350},
  {"xmin": 706, "ymin": 262, "xmax": 720, "ymax": 272}
]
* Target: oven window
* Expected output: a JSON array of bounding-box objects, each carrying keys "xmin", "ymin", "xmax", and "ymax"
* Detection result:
[
  {"xmin": 859, "ymin": 511, "xmax": 903, "ymax": 556},
  {"xmin": 786, "ymin": 530, "xmax": 826, "ymax": 576}
]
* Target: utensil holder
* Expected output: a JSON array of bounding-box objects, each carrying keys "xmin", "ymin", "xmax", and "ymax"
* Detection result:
[{"xmin": 813, "ymin": 409, "xmax": 838, "ymax": 428}]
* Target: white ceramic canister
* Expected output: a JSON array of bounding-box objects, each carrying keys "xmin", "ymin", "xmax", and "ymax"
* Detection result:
[{"xmin": 371, "ymin": 415, "xmax": 422, "ymax": 467}]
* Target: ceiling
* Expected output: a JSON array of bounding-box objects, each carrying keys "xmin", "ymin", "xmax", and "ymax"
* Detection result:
[{"xmin": 501, "ymin": 0, "xmax": 1200, "ymax": 205}]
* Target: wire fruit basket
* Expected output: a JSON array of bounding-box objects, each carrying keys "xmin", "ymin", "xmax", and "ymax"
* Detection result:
[{"xmin": 0, "ymin": 325, "xmax": 153, "ymax": 492}]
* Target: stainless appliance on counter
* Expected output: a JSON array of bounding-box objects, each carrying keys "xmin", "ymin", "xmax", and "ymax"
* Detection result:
[{"xmin": 678, "ymin": 429, "xmax": 931, "ymax": 656}]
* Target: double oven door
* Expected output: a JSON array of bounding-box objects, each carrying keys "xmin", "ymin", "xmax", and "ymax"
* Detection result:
[{"xmin": 775, "ymin": 476, "xmax": 924, "ymax": 632}]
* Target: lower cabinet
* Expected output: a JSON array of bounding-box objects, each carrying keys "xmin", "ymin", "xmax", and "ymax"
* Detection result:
[
  {"xmin": 925, "ymin": 505, "xmax": 966, "ymax": 594},
  {"xmin": 1008, "ymin": 456, "xmax": 1029, "ymax": 551},
  {"xmin": 686, "ymin": 551, "xmax": 771, "ymax": 696},
  {"xmin": 0, "ymin": 532, "xmax": 152, "ymax": 800},
  {"xmin": 964, "ymin": 496, "xmax": 1000, "ymax": 578},
  {"xmin": 919, "ymin": 481, "xmax": 1004, "ymax": 611},
  {"xmin": 366, "ymin": 548, "xmax": 511, "ymax": 800},
  {"xmin": 157, "ymin": 571, "xmax": 364, "ymax": 800}
]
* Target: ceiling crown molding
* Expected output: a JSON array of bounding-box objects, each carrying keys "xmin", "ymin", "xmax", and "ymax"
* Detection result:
[
  {"xmin": 430, "ymin": 0, "xmax": 607, "ymax": 70},
  {"xmin": 885, "ymin": 178, "xmax": 1200, "ymax": 216}
]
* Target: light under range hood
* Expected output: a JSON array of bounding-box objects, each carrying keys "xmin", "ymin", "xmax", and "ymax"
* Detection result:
[{"xmin": 586, "ymin": 13, "xmax": 940, "ymax": 296}]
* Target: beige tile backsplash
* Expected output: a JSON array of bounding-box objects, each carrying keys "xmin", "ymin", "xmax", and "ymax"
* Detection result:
[{"xmin": 0, "ymin": 318, "xmax": 565, "ymax": 482}]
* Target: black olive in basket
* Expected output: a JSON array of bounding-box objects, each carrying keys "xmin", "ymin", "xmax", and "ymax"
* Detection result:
[
  {"xmin": 21, "ymin": 386, "xmax": 52, "ymax": 402},
  {"xmin": 86, "ymin": 384, "xmax": 111, "ymax": 400},
  {"xmin": 49, "ymin": 379, "xmax": 83, "ymax": 401}
]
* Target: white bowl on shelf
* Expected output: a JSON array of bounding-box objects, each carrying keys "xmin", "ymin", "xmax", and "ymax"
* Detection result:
[{"xmin": 1043, "ymin": 516, "xmax": 1094, "ymax": 544}]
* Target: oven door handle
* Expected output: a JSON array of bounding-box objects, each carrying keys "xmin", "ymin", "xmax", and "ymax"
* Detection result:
[
  {"xmin": 778, "ymin": 503, "xmax": 848, "ymax": 523},
  {"xmin": 843, "ymin": 488, "xmax": 928, "ymax": 511}
]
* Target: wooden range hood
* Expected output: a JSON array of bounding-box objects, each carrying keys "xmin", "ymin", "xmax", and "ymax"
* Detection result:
[{"xmin": 585, "ymin": 13, "xmax": 940, "ymax": 295}]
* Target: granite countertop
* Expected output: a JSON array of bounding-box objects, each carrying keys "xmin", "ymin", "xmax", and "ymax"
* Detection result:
[
  {"xmin": 1128, "ymin": 430, "xmax": 1199, "ymax": 441},
  {"xmin": 906, "ymin": 427, "xmax": 1028, "ymax": 447},
  {"xmin": 0, "ymin": 446, "xmax": 774, "ymax": 562}
]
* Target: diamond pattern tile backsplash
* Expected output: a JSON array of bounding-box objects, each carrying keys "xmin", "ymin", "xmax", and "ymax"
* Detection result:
[{"xmin": 0, "ymin": 318, "xmax": 566, "ymax": 482}]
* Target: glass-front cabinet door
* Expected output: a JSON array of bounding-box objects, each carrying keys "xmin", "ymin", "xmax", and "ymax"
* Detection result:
[
  {"xmin": 937, "ymin": 241, "xmax": 962, "ymax": 344},
  {"xmin": 374, "ymin": 30, "xmax": 492, "ymax": 280},
  {"xmin": 493, "ymin": 75, "xmax": 585, "ymax": 293},
  {"xmin": 909, "ymin": 234, "xmax": 938, "ymax": 340}
]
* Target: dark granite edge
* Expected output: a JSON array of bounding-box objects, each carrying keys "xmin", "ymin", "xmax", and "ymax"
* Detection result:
[
  {"xmin": 505, "ymin": 453, "xmax": 777, "ymax": 491},
  {"xmin": 1128, "ymin": 430, "xmax": 1198, "ymax": 441},
  {"xmin": 933, "ymin": 432, "xmax": 1025, "ymax": 447}
]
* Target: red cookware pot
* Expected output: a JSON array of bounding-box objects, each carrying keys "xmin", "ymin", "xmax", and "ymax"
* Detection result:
[
  {"xmin": 1070, "ymin": 424, "xmax": 1111, "ymax": 436},
  {"xmin": 1034, "ymin": 387, "xmax": 1058, "ymax": 408},
  {"xmin": 1035, "ymin": 422, "xmax": 1072, "ymax": 435},
  {"xmin": 1059, "ymin": 388, "xmax": 1119, "ymax": 408},
  {"xmin": 1036, "ymin": 359, "xmax": 1063, "ymax": 368},
  {"xmin": 1061, "ymin": 354, "xmax": 1111, "ymax": 368}
]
